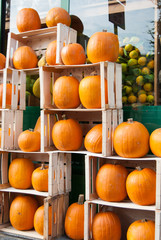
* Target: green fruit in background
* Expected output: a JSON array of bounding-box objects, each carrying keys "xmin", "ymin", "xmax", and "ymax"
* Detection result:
[
  {"xmin": 136, "ymin": 76, "xmax": 144, "ymax": 86},
  {"xmin": 125, "ymin": 44, "xmax": 133, "ymax": 52},
  {"xmin": 138, "ymin": 93, "xmax": 147, "ymax": 103},
  {"xmin": 138, "ymin": 90, "xmax": 146, "ymax": 96},
  {"xmin": 129, "ymin": 50, "xmax": 138, "ymax": 59},
  {"xmin": 128, "ymin": 59, "xmax": 138, "ymax": 66},
  {"xmin": 128, "ymin": 94, "xmax": 137, "ymax": 103},
  {"xmin": 142, "ymin": 67, "xmax": 150, "ymax": 75},
  {"xmin": 123, "ymin": 85, "xmax": 132, "ymax": 95},
  {"xmin": 26, "ymin": 76, "xmax": 35, "ymax": 94},
  {"xmin": 33, "ymin": 78, "xmax": 40, "ymax": 98},
  {"xmin": 143, "ymin": 83, "xmax": 153, "ymax": 92},
  {"xmin": 138, "ymin": 57, "xmax": 147, "ymax": 66},
  {"xmin": 121, "ymin": 63, "xmax": 128, "ymax": 73},
  {"xmin": 122, "ymin": 96, "xmax": 128, "ymax": 103},
  {"xmin": 147, "ymin": 95, "xmax": 154, "ymax": 103}
]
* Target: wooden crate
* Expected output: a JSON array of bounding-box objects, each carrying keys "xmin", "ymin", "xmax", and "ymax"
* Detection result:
[
  {"xmin": 39, "ymin": 62, "xmax": 122, "ymax": 110},
  {"xmin": 6, "ymin": 23, "xmax": 77, "ymax": 69},
  {"xmin": 40, "ymin": 108, "xmax": 123, "ymax": 156},
  {"xmin": 0, "ymin": 68, "xmax": 26, "ymax": 110}
]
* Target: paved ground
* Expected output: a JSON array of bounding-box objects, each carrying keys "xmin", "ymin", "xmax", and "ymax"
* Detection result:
[{"xmin": 0, "ymin": 234, "xmax": 70, "ymax": 240}]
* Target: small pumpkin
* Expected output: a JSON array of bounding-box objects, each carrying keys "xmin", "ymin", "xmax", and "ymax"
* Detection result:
[
  {"xmin": 84, "ymin": 124, "xmax": 102, "ymax": 153},
  {"xmin": 113, "ymin": 118, "xmax": 150, "ymax": 158},
  {"xmin": 150, "ymin": 128, "xmax": 161, "ymax": 157},
  {"xmin": 61, "ymin": 43, "xmax": 86, "ymax": 65},
  {"xmin": 10, "ymin": 195, "xmax": 38, "ymax": 230},
  {"xmin": 45, "ymin": 40, "xmax": 57, "ymax": 65},
  {"xmin": 46, "ymin": 7, "xmax": 71, "ymax": 27},
  {"xmin": 13, "ymin": 46, "xmax": 38, "ymax": 69},
  {"xmin": 92, "ymin": 212, "xmax": 121, "ymax": 240},
  {"xmin": 126, "ymin": 167, "xmax": 156, "ymax": 206},
  {"xmin": 79, "ymin": 75, "xmax": 108, "ymax": 109},
  {"xmin": 65, "ymin": 194, "xmax": 84, "ymax": 240},
  {"xmin": 16, "ymin": 8, "xmax": 41, "ymax": 33},
  {"xmin": 18, "ymin": 129, "xmax": 40, "ymax": 152},
  {"xmin": 32, "ymin": 164, "xmax": 48, "ymax": 192},
  {"xmin": 0, "ymin": 53, "xmax": 6, "ymax": 69},
  {"xmin": 53, "ymin": 76, "xmax": 80, "ymax": 109},
  {"xmin": 127, "ymin": 219, "xmax": 155, "ymax": 240},
  {"xmin": 9, "ymin": 158, "xmax": 34, "ymax": 189},
  {"xmin": 96, "ymin": 163, "xmax": 128, "ymax": 202}
]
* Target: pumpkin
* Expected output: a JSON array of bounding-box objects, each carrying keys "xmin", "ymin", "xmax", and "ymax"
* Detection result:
[
  {"xmin": 113, "ymin": 118, "xmax": 150, "ymax": 158},
  {"xmin": 34, "ymin": 116, "xmax": 41, "ymax": 133},
  {"xmin": 34, "ymin": 205, "xmax": 52, "ymax": 235},
  {"xmin": 70, "ymin": 15, "xmax": 84, "ymax": 33},
  {"xmin": 16, "ymin": 8, "xmax": 41, "ymax": 33},
  {"xmin": 87, "ymin": 31, "xmax": 119, "ymax": 63},
  {"xmin": 10, "ymin": 195, "xmax": 38, "ymax": 230},
  {"xmin": 96, "ymin": 163, "xmax": 128, "ymax": 202},
  {"xmin": 46, "ymin": 7, "xmax": 71, "ymax": 27},
  {"xmin": 126, "ymin": 167, "xmax": 156, "ymax": 205},
  {"xmin": 0, "ymin": 53, "xmax": 6, "ymax": 69},
  {"xmin": 45, "ymin": 40, "xmax": 57, "ymax": 65},
  {"xmin": 150, "ymin": 128, "xmax": 161, "ymax": 157},
  {"xmin": 13, "ymin": 46, "xmax": 38, "ymax": 69},
  {"xmin": 65, "ymin": 194, "xmax": 84, "ymax": 239},
  {"xmin": 32, "ymin": 164, "xmax": 48, "ymax": 192},
  {"xmin": 53, "ymin": 76, "xmax": 80, "ymax": 109},
  {"xmin": 18, "ymin": 129, "xmax": 40, "ymax": 152},
  {"xmin": 92, "ymin": 212, "xmax": 121, "ymax": 240},
  {"xmin": 84, "ymin": 124, "xmax": 102, "ymax": 153},
  {"xmin": 9, "ymin": 158, "xmax": 34, "ymax": 189},
  {"xmin": 52, "ymin": 117, "xmax": 83, "ymax": 151},
  {"xmin": 79, "ymin": 75, "xmax": 108, "ymax": 109},
  {"xmin": 61, "ymin": 43, "xmax": 86, "ymax": 65},
  {"xmin": 0, "ymin": 83, "xmax": 12, "ymax": 107},
  {"xmin": 127, "ymin": 219, "xmax": 155, "ymax": 240}
]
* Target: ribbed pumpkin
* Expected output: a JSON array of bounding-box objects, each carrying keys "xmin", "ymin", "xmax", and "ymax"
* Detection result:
[
  {"xmin": 9, "ymin": 158, "xmax": 34, "ymax": 189},
  {"xmin": 13, "ymin": 46, "xmax": 38, "ymax": 69},
  {"xmin": 52, "ymin": 117, "xmax": 83, "ymax": 151},
  {"xmin": 16, "ymin": 8, "xmax": 41, "ymax": 32},
  {"xmin": 0, "ymin": 83, "xmax": 12, "ymax": 107},
  {"xmin": 34, "ymin": 205, "xmax": 52, "ymax": 235},
  {"xmin": 45, "ymin": 40, "xmax": 57, "ymax": 65},
  {"xmin": 127, "ymin": 219, "xmax": 155, "ymax": 240},
  {"xmin": 79, "ymin": 75, "xmax": 108, "ymax": 109},
  {"xmin": 84, "ymin": 124, "xmax": 102, "ymax": 153},
  {"xmin": 61, "ymin": 43, "xmax": 86, "ymax": 65},
  {"xmin": 10, "ymin": 195, "xmax": 38, "ymax": 230},
  {"xmin": 53, "ymin": 76, "xmax": 80, "ymax": 109},
  {"xmin": 65, "ymin": 194, "xmax": 84, "ymax": 240},
  {"xmin": 32, "ymin": 164, "xmax": 48, "ymax": 192},
  {"xmin": 18, "ymin": 129, "xmax": 40, "ymax": 152},
  {"xmin": 113, "ymin": 118, "xmax": 150, "ymax": 158},
  {"xmin": 46, "ymin": 7, "xmax": 71, "ymax": 27},
  {"xmin": 150, "ymin": 128, "xmax": 161, "ymax": 157},
  {"xmin": 87, "ymin": 32, "xmax": 119, "ymax": 63},
  {"xmin": 0, "ymin": 53, "xmax": 6, "ymax": 69},
  {"xmin": 126, "ymin": 167, "xmax": 156, "ymax": 205},
  {"xmin": 92, "ymin": 212, "xmax": 121, "ymax": 240},
  {"xmin": 96, "ymin": 163, "xmax": 128, "ymax": 202}
]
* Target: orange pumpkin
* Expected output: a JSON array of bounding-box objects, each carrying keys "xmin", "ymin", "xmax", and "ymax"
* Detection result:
[
  {"xmin": 53, "ymin": 76, "xmax": 80, "ymax": 109},
  {"xmin": 9, "ymin": 158, "xmax": 34, "ymax": 189},
  {"xmin": 52, "ymin": 117, "xmax": 83, "ymax": 151},
  {"xmin": 65, "ymin": 194, "xmax": 84, "ymax": 240},
  {"xmin": 150, "ymin": 128, "xmax": 161, "ymax": 157},
  {"xmin": 0, "ymin": 53, "xmax": 6, "ymax": 69},
  {"xmin": 46, "ymin": 7, "xmax": 71, "ymax": 27},
  {"xmin": 96, "ymin": 163, "xmax": 128, "ymax": 202},
  {"xmin": 16, "ymin": 8, "xmax": 41, "ymax": 33},
  {"xmin": 0, "ymin": 83, "xmax": 12, "ymax": 107},
  {"xmin": 18, "ymin": 129, "xmax": 40, "ymax": 152},
  {"xmin": 45, "ymin": 40, "xmax": 57, "ymax": 65},
  {"xmin": 84, "ymin": 124, "xmax": 102, "ymax": 153},
  {"xmin": 61, "ymin": 43, "xmax": 86, "ymax": 65},
  {"xmin": 127, "ymin": 219, "xmax": 155, "ymax": 240},
  {"xmin": 34, "ymin": 205, "xmax": 52, "ymax": 235},
  {"xmin": 87, "ymin": 31, "xmax": 119, "ymax": 63},
  {"xmin": 113, "ymin": 118, "xmax": 150, "ymax": 158},
  {"xmin": 13, "ymin": 46, "xmax": 38, "ymax": 69},
  {"xmin": 126, "ymin": 167, "xmax": 156, "ymax": 205},
  {"xmin": 92, "ymin": 212, "xmax": 121, "ymax": 240},
  {"xmin": 32, "ymin": 164, "xmax": 48, "ymax": 192},
  {"xmin": 10, "ymin": 195, "xmax": 38, "ymax": 230},
  {"xmin": 79, "ymin": 75, "xmax": 108, "ymax": 109}
]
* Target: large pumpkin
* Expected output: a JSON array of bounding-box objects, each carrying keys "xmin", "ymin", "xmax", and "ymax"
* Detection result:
[
  {"xmin": 87, "ymin": 32, "xmax": 119, "ymax": 63},
  {"xmin": 126, "ymin": 167, "xmax": 156, "ymax": 205},
  {"xmin": 92, "ymin": 212, "xmax": 121, "ymax": 240},
  {"xmin": 0, "ymin": 53, "xmax": 6, "ymax": 69},
  {"xmin": 9, "ymin": 158, "xmax": 34, "ymax": 189},
  {"xmin": 46, "ymin": 7, "xmax": 71, "ymax": 27},
  {"xmin": 96, "ymin": 163, "xmax": 128, "ymax": 202},
  {"xmin": 34, "ymin": 205, "xmax": 52, "ymax": 235},
  {"xmin": 84, "ymin": 124, "xmax": 102, "ymax": 153},
  {"xmin": 79, "ymin": 75, "xmax": 108, "ymax": 109},
  {"xmin": 150, "ymin": 128, "xmax": 161, "ymax": 157},
  {"xmin": 127, "ymin": 219, "xmax": 155, "ymax": 240},
  {"xmin": 18, "ymin": 129, "xmax": 40, "ymax": 152},
  {"xmin": 13, "ymin": 46, "xmax": 38, "ymax": 69},
  {"xmin": 52, "ymin": 117, "xmax": 83, "ymax": 151},
  {"xmin": 65, "ymin": 194, "xmax": 84, "ymax": 240},
  {"xmin": 61, "ymin": 43, "xmax": 86, "ymax": 65},
  {"xmin": 113, "ymin": 118, "xmax": 149, "ymax": 158},
  {"xmin": 16, "ymin": 8, "xmax": 41, "ymax": 32},
  {"xmin": 53, "ymin": 76, "xmax": 80, "ymax": 109},
  {"xmin": 10, "ymin": 195, "xmax": 38, "ymax": 230},
  {"xmin": 45, "ymin": 40, "xmax": 57, "ymax": 65},
  {"xmin": 32, "ymin": 164, "xmax": 48, "ymax": 192}
]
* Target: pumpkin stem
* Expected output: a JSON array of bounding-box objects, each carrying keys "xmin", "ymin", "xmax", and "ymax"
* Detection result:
[
  {"xmin": 141, "ymin": 219, "xmax": 148, "ymax": 223},
  {"xmin": 29, "ymin": 128, "xmax": 34, "ymax": 132},
  {"xmin": 136, "ymin": 166, "xmax": 142, "ymax": 171},
  {"xmin": 40, "ymin": 163, "xmax": 45, "ymax": 170},
  {"xmin": 62, "ymin": 114, "xmax": 67, "ymax": 120},
  {"xmin": 78, "ymin": 194, "xmax": 84, "ymax": 205},
  {"xmin": 127, "ymin": 118, "xmax": 133, "ymax": 123},
  {"xmin": 102, "ymin": 29, "xmax": 107, "ymax": 32}
]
